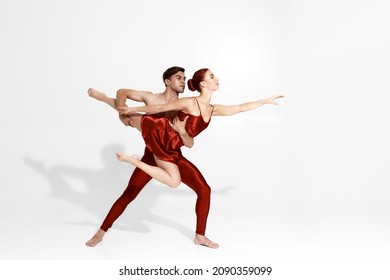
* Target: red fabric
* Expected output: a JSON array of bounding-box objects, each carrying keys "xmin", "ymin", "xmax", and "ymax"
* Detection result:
[
  {"xmin": 100, "ymin": 147, "xmax": 211, "ymax": 235},
  {"xmin": 141, "ymin": 99, "xmax": 213, "ymax": 163},
  {"xmin": 141, "ymin": 114, "xmax": 184, "ymax": 163}
]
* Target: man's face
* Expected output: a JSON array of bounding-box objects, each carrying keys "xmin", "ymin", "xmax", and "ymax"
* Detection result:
[{"xmin": 166, "ymin": 71, "xmax": 186, "ymax": 94}]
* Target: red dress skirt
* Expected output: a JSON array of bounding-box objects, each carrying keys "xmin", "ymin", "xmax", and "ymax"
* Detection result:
[{"xmin": 141, "ymin": 106, "xmax": 212, "ymax": 164}]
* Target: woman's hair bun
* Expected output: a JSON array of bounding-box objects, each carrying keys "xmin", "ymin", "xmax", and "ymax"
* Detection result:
[{"xmin": 187, "ymin": 79, "xmax": 196, "ymax": 91}]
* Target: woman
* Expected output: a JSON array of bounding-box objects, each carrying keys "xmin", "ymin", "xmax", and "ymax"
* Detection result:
[{"xmin": 116, "ymin": 68, "xmax": 284, "ymax": 188}]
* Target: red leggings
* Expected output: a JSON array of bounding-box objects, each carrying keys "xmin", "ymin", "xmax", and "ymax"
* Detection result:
[{"xmin": 100, "ymin": 147, "xmax": 211, "ymax": 235}]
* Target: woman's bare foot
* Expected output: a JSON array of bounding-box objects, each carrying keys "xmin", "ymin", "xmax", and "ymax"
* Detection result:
[
  {"xmin": 85, "ymin": 229, "xmax": 105, "ymax": 247},
  {"xmin": 88, "ymin": 88, "xmax": 107, "ymax": 101},
  {"xmin": 194, "ymin": 234, "xmax": 219, "ymax": 249},
  {"xmin": 117, "ymin": 153, "xmax": 140, "ymax": 166}
]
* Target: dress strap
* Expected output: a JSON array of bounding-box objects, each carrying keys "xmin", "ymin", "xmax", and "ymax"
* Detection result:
[
  {"xmin": 194, "ymin": 97, "xmax": 202, "ymax": 114},
  {"xmin": 194, "ymin": 97, "xmax": 214, "ymax": 115}
]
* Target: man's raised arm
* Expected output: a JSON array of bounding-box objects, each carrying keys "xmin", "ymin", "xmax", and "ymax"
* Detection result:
[{"xmin": 116, "ymin": 89, "xmax": 154, "ymax": 108}]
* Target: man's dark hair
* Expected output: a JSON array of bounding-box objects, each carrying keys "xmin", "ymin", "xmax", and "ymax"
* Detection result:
[{"xmin": 162, "ymin": 66, "xmax": 185, "ymax": 84}]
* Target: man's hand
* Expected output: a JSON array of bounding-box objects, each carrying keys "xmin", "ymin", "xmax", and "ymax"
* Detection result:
[
  {"xmin": 169, "ymin": 116, "xmax": 194, "ymax": 148},
  {"xmin": 169, "ymin": 116, "xmax": 189, "ymax": 134},
  {"xmin": 118, "ymin": 106, "xmax": 138, "ymax": 115}
]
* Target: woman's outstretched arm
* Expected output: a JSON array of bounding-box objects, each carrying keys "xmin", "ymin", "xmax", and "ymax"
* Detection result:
[{"xmin": 212, "ymin": 95, "xmax": 284, "ymax": 116}]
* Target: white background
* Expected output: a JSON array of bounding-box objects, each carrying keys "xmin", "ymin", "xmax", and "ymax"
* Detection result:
[{"xmin": 1, "ymin": 0, "xmax": 390, "ymax": 279}]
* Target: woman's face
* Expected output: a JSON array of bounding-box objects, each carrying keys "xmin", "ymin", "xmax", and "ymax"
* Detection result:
[{"xmin": 201, "ymin": 70, "xmax": 219, "ymax": 91}]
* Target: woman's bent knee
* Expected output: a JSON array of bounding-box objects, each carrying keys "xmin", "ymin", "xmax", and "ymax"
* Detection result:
[{"xmin": 169, "ymin": 178, "xmax": 181, "ymax": 188}]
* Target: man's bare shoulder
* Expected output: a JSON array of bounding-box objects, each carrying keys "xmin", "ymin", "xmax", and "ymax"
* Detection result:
[{"xmin": 145, "ymin": 92, "xmax": 167, "ymax": 105}]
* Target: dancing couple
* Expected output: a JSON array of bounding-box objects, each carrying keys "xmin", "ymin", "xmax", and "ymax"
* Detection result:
[{"xmin": 86, "ymin": 66, "xmax": 283, "ymax": 249}]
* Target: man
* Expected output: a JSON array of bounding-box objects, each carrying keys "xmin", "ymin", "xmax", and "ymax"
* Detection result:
[{"xmin": 86, "ymin": 66, "xmax": 218, "ymax": 249}]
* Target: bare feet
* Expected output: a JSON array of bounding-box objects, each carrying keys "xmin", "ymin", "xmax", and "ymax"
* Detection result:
[
  {"xmin": 194, "ymin": 234, "xmax": 219, "ymax": 249},
  {"xmin": 88, "ymin": 88, "xmax": 107, "ymax": 101},
  {"xmin": 85, "ymin": 229, "xmax": 105, "ymax": 247},
  {"xmin": 116, "ymin": 153, "xmax": 140, "ymax": 166}
]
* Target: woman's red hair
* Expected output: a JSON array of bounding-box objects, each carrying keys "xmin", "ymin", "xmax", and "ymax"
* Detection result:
[{"xmin": 187, "ymin": 68, "xmax": 209, "ymax": 92}]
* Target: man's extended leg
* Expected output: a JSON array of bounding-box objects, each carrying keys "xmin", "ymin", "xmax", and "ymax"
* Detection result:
[
  {"xmin": 177, "ymin": 155, "xmax": 219, "ymax": 249},
  {"xmin": 86, "ymin": 148, "xmax": 156, "ymax": 247}
]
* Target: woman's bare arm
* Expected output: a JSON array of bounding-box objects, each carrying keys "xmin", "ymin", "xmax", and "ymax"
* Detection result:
[{"xmin": 212, "ymin": 95, "xmax": 284, "ymax": 116}]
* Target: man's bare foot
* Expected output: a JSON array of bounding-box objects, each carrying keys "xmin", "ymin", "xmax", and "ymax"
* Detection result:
[
  {"xmin": 194, "ymin": 234, "xmax": 219, "ymax": 249},
  {"xmin": 85, "ymin": 229, "xmax": 105, "ymax": 247},
  {"xmin": 88, "ymin": 88, "xmax": 107, "ymax": 101},
  {"xmin": 116, "ymin": 153, "xmax": 140, "ymax": 166}
]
